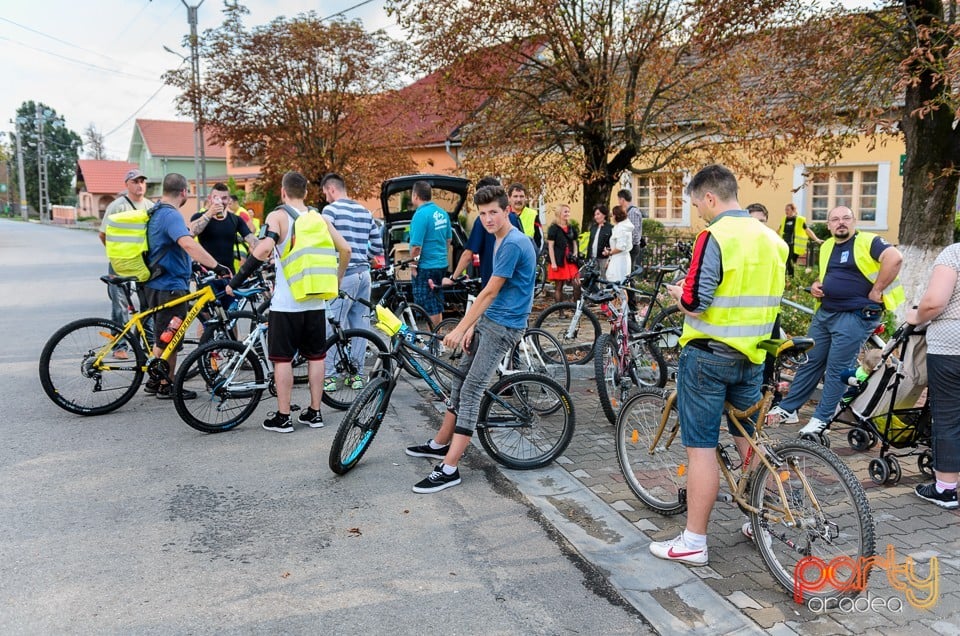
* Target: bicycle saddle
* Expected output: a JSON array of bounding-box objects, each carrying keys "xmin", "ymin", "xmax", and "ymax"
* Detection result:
[{"xmin": 758, "ymin": 337, "xmax": 815, "ymax": 359}]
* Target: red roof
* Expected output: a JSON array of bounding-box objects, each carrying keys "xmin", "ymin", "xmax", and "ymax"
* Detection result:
[
  {"xmin": 76, "ymin": 160, "xmax": 140, "ymax": 195},
  {"xmin": 135, "ymin": 119, "xmax": 227, "ymax": 159}
]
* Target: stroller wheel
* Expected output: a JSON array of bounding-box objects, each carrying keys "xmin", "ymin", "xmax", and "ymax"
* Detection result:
[
  {"xmin": 869, "ymin": 458, "xmax": 890, "ymax": 485},
  {"xmin": 847, "ymin": 428, "xmax": 872, "ymax": 452},
  {"xmin": 918, "ymin": 450, "xmax": 935, "ymax": 478},
  {"xmin": 884, "ymin": 456, "xmax": 902, "ymax": 485}
]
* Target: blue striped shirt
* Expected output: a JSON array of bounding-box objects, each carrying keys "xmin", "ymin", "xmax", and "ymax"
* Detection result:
[{"xmin": 322, "ymin": 198, "xmax": 384, "ymax": 271}]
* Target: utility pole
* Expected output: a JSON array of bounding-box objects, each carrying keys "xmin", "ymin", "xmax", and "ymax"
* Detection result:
[
  {"xmin": 13, "ymin": 118, "xmax": 28, "ymax": 221},
  {"xmin": 182, "ymin": 0, "xmax": 207, "ymax": 200},
  {"xmin": 35, "ymin": 104, "xmax": 51, "ymax": 223}
]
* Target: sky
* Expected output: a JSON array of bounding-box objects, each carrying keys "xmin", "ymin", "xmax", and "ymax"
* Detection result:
[{"xmin": 1, "ymin": 0, "xmax": 397, "ymax": 160}]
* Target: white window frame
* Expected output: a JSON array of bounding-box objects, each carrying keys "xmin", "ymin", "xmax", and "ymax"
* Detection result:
[
  {"xmin": 623, "ymin": 171, "xmax": 691, "ymax": 227},
  {"xmin": 791, "ymin": 162, "xmax": 889, "ymax": 231}
]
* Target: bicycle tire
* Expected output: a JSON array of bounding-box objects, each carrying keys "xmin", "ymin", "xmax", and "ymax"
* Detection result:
[
  {"xmin": 321, "ymin": 328, "xmax": 389, "ymax": 411},
  {"xmin": 173, "ymin": 339, "xmax": 265, "ymax": 433},
  {"xmin": 648, "ymin": 305, "xmax": 683, "ymax": 380},
  {"xmin": 748, "ymin": 439, "xmax": 875, "ymax": 602},
  {"xmin": 39, "ymin": 317, "xmax": 146, "ymax": 416},
  {"xmin": 593, "ymin": 333, "xmax": 631, "ymax": 424},
  {"xmin": 193, "ymin": 310, "xmax": 262, "ymax": 381},
  {"xmin": 533, "ymin": 301, "xmax": 602, "ymax": 365},
  {"xmin": 509, "ymin": 328, "xmax": 571, "ymax": 391},
  {"xmin": 615, "ymin": 389, "xmax": 686, "ymax": 515},
  {"xmin": 476, "ymin": 372, "xmax": 575, "ymax": 470},
  {"xmin": 329, "ymin": 376, "xmax": 392, "ymax": 475}
]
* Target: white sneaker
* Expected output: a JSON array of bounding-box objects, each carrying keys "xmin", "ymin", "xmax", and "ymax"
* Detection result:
[
  {"xmin": 799, "ymin": 417, "xmax": 829, "ymax": 436},
  {"xmin": 741, "ymin": 520, "xmax": 773, "ymax": 549},
  {"xmin": 649, "ymin": 534, "xmax": 708, "ymax": 566},
  {"xmin": 766, "ymin": 405, "xmax": 798, "ymax": 425}
]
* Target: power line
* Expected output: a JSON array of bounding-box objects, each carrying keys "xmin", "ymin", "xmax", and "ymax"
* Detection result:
[
  {"xmin": 0, "ymin": 35, "xmax": 158, "ymax": 82},
  {"xmin": 319, "ymin": 0, "xmax": 378, "ymax": 22},
  {"xmin": 103, "ymin": 82, "xmax": 172, "ymax": 138}
]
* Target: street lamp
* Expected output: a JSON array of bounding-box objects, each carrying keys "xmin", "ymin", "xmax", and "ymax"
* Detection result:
[
  {"xmin": 182, "ymin": 0, "xmax": 206, "ymax": 200},
  {"xmin": 164, "ymin": 44, "xmax": 202, "ymax": 201}
]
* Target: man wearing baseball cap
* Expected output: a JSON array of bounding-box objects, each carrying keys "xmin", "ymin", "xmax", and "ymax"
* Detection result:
[{"xmin": 98, "ymin": 168, "xmax": 151, "ymax": 359}]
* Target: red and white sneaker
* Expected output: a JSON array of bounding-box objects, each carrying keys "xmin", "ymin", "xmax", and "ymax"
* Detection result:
[{"xmin": 649, "ymin": 534, "xmax": 708, "ymax": 566}]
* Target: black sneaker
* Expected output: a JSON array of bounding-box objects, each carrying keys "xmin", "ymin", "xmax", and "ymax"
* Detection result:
[
  {"xmin": 156, "ymin": 384, "xmax": 197, "ymax": 400},
  {"xmin": 298, "ymin": 407, "xmax": 324, "ymax": 428},
  {"xmin": 405, "ymin": 441, "xmax": 450, "ymax": 460},
  {"xmin": 144, "ymin": 378, "xmax": 161, "ymax": 394},
  {"xmin": 263, "ymin": 412, "xmax": 294, "ymax": 433},
  {"xmin": 915, "ymin": 483, "xmax": 958, "ymax": 509},
  {"xmin": 412, "ymin": 464, "xmax": 461, "ymax": 493}
]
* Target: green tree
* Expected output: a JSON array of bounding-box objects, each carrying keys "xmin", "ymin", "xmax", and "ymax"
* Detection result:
[
  {"xmin": 165, "ymin": 2, "xmax": 415, "ymax": 201},
  {"xmin": 10, "ymin": 101, "xmax": 82, "ymax": 215}
]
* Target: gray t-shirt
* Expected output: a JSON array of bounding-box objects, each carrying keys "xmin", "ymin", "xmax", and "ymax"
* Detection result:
[
  {"xmin": 927, "ymin": 242, "xmax": 960, "ymax": 355},
  {"xmin": 99, "ymin": 194, "xmax": 151, "ymax": 234}
]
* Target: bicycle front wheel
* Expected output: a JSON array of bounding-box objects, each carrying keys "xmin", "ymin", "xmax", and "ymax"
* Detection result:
[
  {"xmin": 748, "ymin": 439, "xmax": 875, "ymax": 602},
  {"xmin": 321, "ymin": 328, "xmax": 389, "ymax": 410},
  {"xmin": 39, "ymin": 317, "xmax": 146, "ymax": 415},
  {"xmin": 533, "ymin": 301, "xmax": 601, "ymax": 365},
  {"xmin": 476, "ymin": 372, "xmax": 575, "ymax": 470},
  {"xmin": 173, "ymin": 339, "xmax": 264, "ymax": 433},
  {"xmin": 508, "ymin": 328, "xmax": 571, "ymax": 391},
  {"xmin": 648, "ymin": 305, "xmax": 683, "ymax": 381},
  {"xmin": 595, "ymin": 333, "xmax": 628, "ymax": 425},
  {"xmin": 329, "ymin": 377, "xmax": 392, "ymax": 475},
  {"xmin": 615, "ymin": 389, "xmax": 686, "ymax": 515}
]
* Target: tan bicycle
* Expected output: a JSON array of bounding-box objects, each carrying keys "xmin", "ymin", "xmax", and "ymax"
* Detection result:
[{"xmin": 615, "ymin": 337, "xmax": 876, "ymax": 602}]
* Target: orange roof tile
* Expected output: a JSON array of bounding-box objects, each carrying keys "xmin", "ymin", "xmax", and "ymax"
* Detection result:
[
  {"xmin": 135, "ymin": 119, "xmax": 227, "ymax": 159},
  {"xmin": 76, "ymin": 160, "xmax": 140, "ymax": 195}
]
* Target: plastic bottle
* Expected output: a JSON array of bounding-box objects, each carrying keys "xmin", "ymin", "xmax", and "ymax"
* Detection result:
[{"xmin": 159, "ymin": 316, "xmax": 183, "ymax": 344}]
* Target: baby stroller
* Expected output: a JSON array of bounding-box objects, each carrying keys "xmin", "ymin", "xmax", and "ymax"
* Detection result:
[{"xmin": 823, "ymin": 323, "xmax": 934, "ymax": 485}]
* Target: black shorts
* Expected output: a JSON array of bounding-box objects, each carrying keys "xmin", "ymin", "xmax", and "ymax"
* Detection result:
[
  {"xmin": 145, "ymin": 287, "xmax": 189, "ymax": 350},
  {"xmin": 268, "ymin": 309, "xmax": 327, "ymax": 362}
]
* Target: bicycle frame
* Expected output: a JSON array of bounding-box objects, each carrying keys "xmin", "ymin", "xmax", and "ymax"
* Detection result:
[{"xmin": 93, "ymin": 284, "xmax": 220, "ymax": 371}]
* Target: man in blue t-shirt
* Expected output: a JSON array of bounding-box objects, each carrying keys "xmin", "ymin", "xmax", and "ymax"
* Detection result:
[
  {"xmin": 451, "ymin": 177, "xmax": 524, "ymax": 286},
  {"xmin": 408, "ymin": 180, "xmax": 453, "ymax": 326},
  {"xmin": 768, "ymin": 206, "xmax": 903, "ymax": 438},
  {"xmin": 405, "ymin": 185, "xmax": 536, "ymax": 493},
  {"xmin": 144, "ymin": 173, "xmax": 230, "ymax": 399}
]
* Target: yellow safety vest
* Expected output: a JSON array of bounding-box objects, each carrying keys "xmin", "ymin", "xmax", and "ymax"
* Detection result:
[
  {"xmin": 104, "ymin": 208, "xmax": 152, "ymax": 281},
  {"xmin": 279, "ymin": 205, "xmax": 339, "ymax": 302},
  {"xmin": 778, "ymin": 215, "xmax": 809, "ymax": 257},
  {"xmin": 520, "ymin": 207, "xmax": 538, "ymax": 239},
  {"xmin": 818, "ymin": 232, "xmax": 905, "ymax": 312},
  {"xmin": 680, "ymin": 216, "xmax": 787, "ymax": 364}
]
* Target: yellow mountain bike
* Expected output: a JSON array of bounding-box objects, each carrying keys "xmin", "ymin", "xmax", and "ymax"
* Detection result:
[{"xmin": 39, "ymin": 273, "xmax": 252, "ymax": 416}]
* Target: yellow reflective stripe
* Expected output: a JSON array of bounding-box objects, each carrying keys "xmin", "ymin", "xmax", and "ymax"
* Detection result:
[
  {"xmin": 286, "ymin": 267, "xmax": 340, "ymax": 285},
  {"xmin": 685, "ymin": 317, "xmax": 778, "ymax": 338},
  {"xmin": 106, "ymin": 220, "xmax": 146, "ymax": 230},
  {"xmin": 280, "ymin": 247, "xmax": 338, "ymax": 267},
  {"xmin": 708, "ymin": 295, "xmax": 782, "ymax": 309}
]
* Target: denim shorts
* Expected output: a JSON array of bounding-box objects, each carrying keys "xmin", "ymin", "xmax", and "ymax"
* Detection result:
[{"xmin": 677, "ymin": 345, "xmax": 762, "ymax": 448}]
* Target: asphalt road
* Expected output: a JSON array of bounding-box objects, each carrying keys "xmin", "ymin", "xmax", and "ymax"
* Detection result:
[{"xmin": 0, "ymin": 220, "xmax": 648, "ymax": 635}]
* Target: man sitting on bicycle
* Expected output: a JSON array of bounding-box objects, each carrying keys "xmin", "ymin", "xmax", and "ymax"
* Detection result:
[
  {"xmin": 406, "ymin": 185, "xmax": 536, "ymax": 493},
  {"xmin": 650, "ymin": 165, "xmax": 787, "ymax": 566}
]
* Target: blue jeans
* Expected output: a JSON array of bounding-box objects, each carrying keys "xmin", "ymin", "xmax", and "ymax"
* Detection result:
[
  {"xmin": 677, "ymin": 345, "xmax": 761, "ymax": 448},
  {"xmin": 449, "ymin": 315, "xmax": 523, "ymax": 436},
  {"xmin": 325, "ymin": 269, "xmax": 372, "ymax": 379},
  {"xmin": 780, "ymin": 308, "xmax": 880, "ymax": 422}
]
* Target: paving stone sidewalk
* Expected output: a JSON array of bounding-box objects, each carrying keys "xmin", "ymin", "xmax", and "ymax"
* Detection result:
[{"xmin": 555, "ymin": 374, "xmax": 960, "ymax": 635}]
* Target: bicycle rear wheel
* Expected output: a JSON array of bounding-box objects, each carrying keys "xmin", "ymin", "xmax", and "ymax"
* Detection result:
[
  {"xmin": 321, "ymin": 328, "xmax": 389, "ymax": 411},
  {"xmin": 39, "ymin": 317, "xmax": 146, "ymax": 416},
  {"xmin": 648, "ymin": 305, "xmax": 683, "ymax": 381},
  {"xmin": 173, "ymin": 339, "xmax": 264, "ymax": 433},
  {"xmin": 508, "ymin": 328, "xmax": 571, "ymax": 391},
  {"xmin": 533, "ymin": 301, "xmax": 601, "ymax": 365},
  {"xmin": 430, "ymin": 318, "xmax": 463, "ymax": 392},
  {"xmin": 476, "ymin": 373, "xmax": 575, "ymax": 470},
  {"xmin": 748, "ymin": 439, "xmax": 875, "ymax": 602},
  {"xmin": 615, "ymin": 389, "xmax": 686, "ymax": 515},
  {"xmin": 329, "ymin": 377, "xmax": 392, "ymax": 475}
]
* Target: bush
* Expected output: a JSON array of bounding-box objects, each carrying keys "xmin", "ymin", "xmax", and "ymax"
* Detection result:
[{"xmin": 810, "ymin": 222, "xmax": 830, "ymax": 241}]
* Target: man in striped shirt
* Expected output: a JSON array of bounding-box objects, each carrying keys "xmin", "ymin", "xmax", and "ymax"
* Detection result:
[{"xmin": 320, "ymin": 172, "xmax": 385, "ymax": 392}]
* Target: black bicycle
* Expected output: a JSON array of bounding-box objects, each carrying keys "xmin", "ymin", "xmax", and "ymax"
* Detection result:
[{"xmin": 328, "ymin": 301, "xmax": 575, "ymax": 475}]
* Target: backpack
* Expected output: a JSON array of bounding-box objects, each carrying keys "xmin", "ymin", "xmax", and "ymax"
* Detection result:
[
  {"xmin": 104, "ymin": 204, "xmax": 172, "ymax": 282},
  {"xmin": 278, "ymin": 204, "xmax": 339, "ymax": 302}
]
